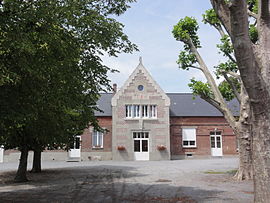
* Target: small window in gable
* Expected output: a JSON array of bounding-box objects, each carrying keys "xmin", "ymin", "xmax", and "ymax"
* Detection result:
[{"xmin": 182, "ymin": 128, "xmax": 196, "ymax": 148}]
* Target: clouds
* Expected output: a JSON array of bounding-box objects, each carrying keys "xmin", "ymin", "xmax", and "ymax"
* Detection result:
[{"xmin": 102, "ymin": 0, "xmax": 225, "ymax": 93}]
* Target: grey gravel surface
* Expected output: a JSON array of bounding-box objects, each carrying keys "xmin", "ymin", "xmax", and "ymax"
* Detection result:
[{"xmin": 0, "ymin": 157, "xmax": 253, "ymax": 202}]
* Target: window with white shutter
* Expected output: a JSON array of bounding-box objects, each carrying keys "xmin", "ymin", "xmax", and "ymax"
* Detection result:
[{"xmin": 182, "ymin": 128, "xmax": 196, "ymax": 148}]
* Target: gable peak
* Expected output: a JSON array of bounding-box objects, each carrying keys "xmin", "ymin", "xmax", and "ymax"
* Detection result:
[
  {"xmin": 139, "ymin": 56, "xmax": 143, "ymax": 65},
  {"xmin": 111, "ymin": 57, "xmax": 170, "ymax": 106}
]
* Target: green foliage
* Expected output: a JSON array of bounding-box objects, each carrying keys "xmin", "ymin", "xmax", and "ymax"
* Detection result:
[
  {"xmin": 188, "ymin": 79, "xmax": 213, "ymax": 99},
  {"xmin": 0, "ymin": 0, "xmax": 137, "ymax": 151},
  {"xmin": 202, "ymin": 9, "xmax": 220, "ymax": 26},
  {"xmin": 218, "ymin": 79, "xmax": 240, "ymax": 101},
  {"xmin": 217, "ymin": 35, "xmax": 234, "ymax": 56},
  {"xmin": 177, "ymin": 51, "xmax": 197, "ymax": 70},
  {"xmin": 249, "ymin": 24, "xmax": 258, "ymax": 43},
  {"xmin": 247, "ymin": 0, "xmax": 258, "ymax": 14},
  {"xmin": 215, "ymin": 61, "xmax": 238, "ymax": 78},
  {"xmin": 172, "ymin": 16, "xmax": 201, "ymax": 49}
]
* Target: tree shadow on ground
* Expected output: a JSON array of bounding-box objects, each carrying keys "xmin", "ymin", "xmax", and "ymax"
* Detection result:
[{"xmin": 0, "ymin": 165, "xmax": 246, "ymax": 203}]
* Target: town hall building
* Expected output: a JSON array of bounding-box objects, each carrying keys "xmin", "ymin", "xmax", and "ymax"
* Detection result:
[
  {"xmin": 70, "ymin": 59, "xmax": 238, "ymax": 162},
  {"xmin": 1, "ymin": 59, "xmax": 238, "ymax": 162}
]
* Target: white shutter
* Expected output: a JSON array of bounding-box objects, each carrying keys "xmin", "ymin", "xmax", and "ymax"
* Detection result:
[{"xmin": 182, "ymin": 128, "xmax": 196, "ymax": 141}]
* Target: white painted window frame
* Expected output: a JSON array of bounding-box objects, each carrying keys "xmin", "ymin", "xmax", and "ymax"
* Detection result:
[
  {"xmin": 149, "ymin": 105, "xmax": 157, "ymax": 118},
  {"xmin": 92, "ymin": 130, "xmax": 103, "ymax": 148},
  {"xmin": 125, "ymin": 105, "xmax": 157, "ymax": 119},
  {"xmin": 142, "ymin": 105, "xmax": 148, "ymax": 118},
  {"xmin": 133, "ymin": 105, "xmax": 140, "ymax": 118},
  {"xmin": 182, "ymin": 127, "xmax": 197, "ymax": 148},
  {"xmin": 126, "ymin": 105, "xmax": 133, "ymax": 118}
]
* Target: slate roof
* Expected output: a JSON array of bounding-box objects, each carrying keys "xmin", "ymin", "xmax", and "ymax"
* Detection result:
[
  {"xmin": 95, "ymin": 93, "xmax": 113, "ymax": 116},
  {"xmin": 168, "ymin": 93, "xmax": 239, "ymax": 117},
  {"xmin": 94, "ymin": 93, "xmax": 239, "ymax": 117}
]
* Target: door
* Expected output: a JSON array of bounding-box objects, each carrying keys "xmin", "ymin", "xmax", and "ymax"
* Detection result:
[
  {"xmin": 68, "ymin": 136, "xmax": 81, "ymax": 158},
  {"xmin": 133, "ymin": 132, "xmax": 149, "ymax": 161},
  {"xmin": 210, "ymin": 131, "xmax": 223, "ymax": 156},
  {"xmin": 0, "ymin": 146, "xmax": 4, "ymax": 163}
]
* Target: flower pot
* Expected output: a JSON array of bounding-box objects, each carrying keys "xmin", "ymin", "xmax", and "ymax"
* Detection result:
[
  {"xmin": 117, "ymin": 146, "xmax": 125, "ymax": 151},
  {"xmin": 157, "ymin": 145, "xmax": 166, "ymax": 151}
]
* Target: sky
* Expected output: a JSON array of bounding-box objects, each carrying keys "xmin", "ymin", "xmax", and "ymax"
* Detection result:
[{"xmin": 102, "ymin": 0, "xmax": 225, "ymax": 93}]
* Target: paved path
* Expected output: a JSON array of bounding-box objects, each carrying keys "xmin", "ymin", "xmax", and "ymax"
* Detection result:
[{"xmin": 0, "ymin": 157, "xmax": 253, "ymax": 202}]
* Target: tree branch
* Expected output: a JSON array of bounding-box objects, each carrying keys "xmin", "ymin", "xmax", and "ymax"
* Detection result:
[
  {"xmin": 214, "ymin": 24, "xmax": 226, "ymax": 37},
  {"xmin": 210, "ymin": 0, "xmax": 232, "ymax": 37},
  {"xmin": 257, "ymin": 0, "xmax": 270, "ymax": 52},
  {"xmin": 186, "ymin": 37, "xmax": 237, "ymax": 130},
  {"xmin": 227, "ymin": 71, "xmax": 241, "ymax": 79},
  {"xmin": 223, "ymin": 73, "xmax": 241, "ymax": 103},
  {"xmin": 200, "ymin": 95, "xmax": 223, "ymax": 113},
  {"xmin": 247, "ymin": 9, "xmax": 258, "ymax": 19},
  {"xmin": 225, "ymin": 52, "xmax": 236, "ymax": 63},
  {"xmin": 259, "ymin": 0, "xmax": 270, "ymax": 22},
  {"xmin": 190, "ymin": 65, "xmax": 203, "ymax": 71},
  {"xmin": 229, "ymin": 0, "xmax": 266, "ymax": 102}
]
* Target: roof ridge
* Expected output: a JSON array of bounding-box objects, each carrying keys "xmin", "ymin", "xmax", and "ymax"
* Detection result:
[{"xmin": 166, "ymin": 92, "xmax": 194, "ymax": 95}]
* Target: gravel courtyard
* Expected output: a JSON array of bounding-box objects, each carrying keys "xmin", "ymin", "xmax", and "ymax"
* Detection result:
[{"xmin": 0, "ymin": 157, "xmax": 253, "ymax": 203}]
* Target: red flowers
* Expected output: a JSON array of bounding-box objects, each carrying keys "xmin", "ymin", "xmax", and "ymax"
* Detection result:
[{"xmin": 157, "ymin": 145, "xmax": 166, "ymax": 151}]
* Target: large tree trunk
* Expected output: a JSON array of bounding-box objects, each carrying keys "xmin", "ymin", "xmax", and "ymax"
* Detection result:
[
  {"xmin": 234, "ymin": 86, "xmax": 253, "ymax": 181},
  {"xmin": 252, "ymin": 113, "xmax": 270, "ymax": 202},
  {"xmin": 31, "ymin": 149, "xmax": 42, "ymax": 173},
  {"xmin": 234, "ymin": 128, "xmax": 253, "ymax": 181},
  {"xmin": 14, "ymin": 146, "xmax": 29, "ymax": 182},
  {"xmin": 210, "ymin": 0, "xmax": 270, "ymax": 201}
]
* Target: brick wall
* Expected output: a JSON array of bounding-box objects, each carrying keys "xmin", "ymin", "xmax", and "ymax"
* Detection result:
[
  {"xmin": 170, "ymin": 117, "xmax": 237, "ymax": 157},
  {"xmin": 81, "ymin": 117, "xmax": 112, "ymax": 152}
]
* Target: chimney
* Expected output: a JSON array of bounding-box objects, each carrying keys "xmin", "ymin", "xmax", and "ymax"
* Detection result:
[{"xmin": 112, "ymin": 83, "xmax": 117, "ymax": 94}]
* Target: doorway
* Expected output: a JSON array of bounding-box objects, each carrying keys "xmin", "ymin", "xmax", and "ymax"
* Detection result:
[
  {"xmin": 133, "ymin": 132, "xmax": 149, "ymax": 160},
  {"xmin": 68, "ymin": 136, "xmax": 81, "ymax": 159},
  {"xmin": 210, "ymin": 131, "xmax": 223, "ymax": 156}
]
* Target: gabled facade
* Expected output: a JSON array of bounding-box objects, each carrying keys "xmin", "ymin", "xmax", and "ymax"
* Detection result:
[{"xmin": 111, "ymin": 59, "xmax": 170, "ymax": 160}]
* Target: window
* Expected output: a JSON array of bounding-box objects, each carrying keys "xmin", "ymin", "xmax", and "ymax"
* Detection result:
[
  {"xmin": 133, "ymin": 132, "xmax": 149, "ymax": 138},
  {"xmin": 142, "ymin": 105, "xmax": 148, "ymax": 118},
  {"xmin": 182, "ymin": 128, "xmax": 196, "ymax": 148},
  {"xmin": 125, "ymin": 105, "xmax": 157, "ymax": 119},
  {"xmin": 149, "ymin": 105, "xmax": 157, "ymax": 118},
  {"xmin": 92, "ymin": 131, "xmax": 103, "ymax": 148},
  {"xmin": 133, "ymin": 105, "xmax": 140, "ymax": 118},
  {"xmin": 138, "ymin": 85, "xmax": 144, "ymax": 91},
  {"xmin": 126, "ymin": 105, "xmax": 132, "ymax": 118}
]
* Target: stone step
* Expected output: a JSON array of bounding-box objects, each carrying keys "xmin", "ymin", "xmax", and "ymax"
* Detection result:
[{"xmin": 66, "ymin": 157, "xmax": 81, "ymax": 162}]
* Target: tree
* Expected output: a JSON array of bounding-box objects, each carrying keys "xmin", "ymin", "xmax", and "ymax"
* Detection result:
[
  {"xmin": 172, "ymin": 16, "xmax": 253, "ymax": 181},
  {"xmin": 210, "ymin": 0, "xmax": 270, "ymax": 201},
  {"xmin": 202, "ymin": 7, "xmax": 254, "ymax": 181},
  {"xmin": 0, "ymin": 0, "xmax": 137, "ymax": 182}
]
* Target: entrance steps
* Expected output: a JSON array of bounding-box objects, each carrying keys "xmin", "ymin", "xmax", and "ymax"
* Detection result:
[{"xmin": 66, "ymin": 157, "xmax": 81, "ymax": 162}]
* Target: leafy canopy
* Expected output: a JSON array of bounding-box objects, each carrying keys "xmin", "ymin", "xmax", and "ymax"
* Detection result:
[
  {"xmin": 177, "ymin": 51, "xmax": 197, "ymax": 70},
  {"xmin": 0, "ymin": 0, "xmax": 137, "ymax": 150},
  {"xmin": 188, "ymin": 79, "xmax": 213, "ymax": 99},
  {"xmin": 172, "ymin": 16, "xmax": 201, "ymax": 49},
  {"xmin": 202, "ymin": 9, "xmax": 221, "ymax": 27}
]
